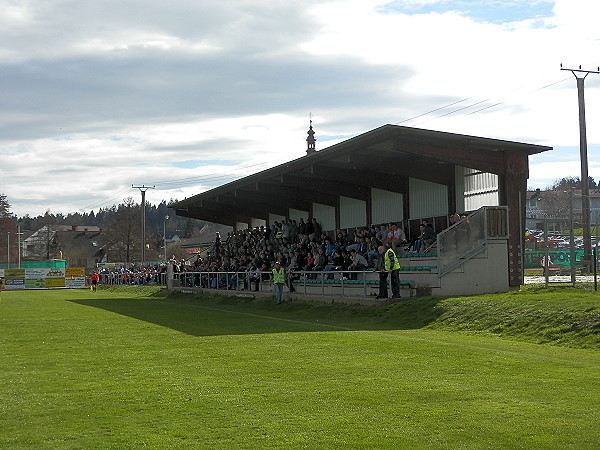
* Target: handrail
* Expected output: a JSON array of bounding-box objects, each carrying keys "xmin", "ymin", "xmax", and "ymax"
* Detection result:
[
  {"xmin": 170, "ymin": 269, "xmax": 390, "ymax": 297},
  {"xmin": 99, "ymin": 272, "xmax": 168, "ymax": 286},
  {"xmin": 436, "ymin": 206, "xmax": 508, "ymax": 277}
]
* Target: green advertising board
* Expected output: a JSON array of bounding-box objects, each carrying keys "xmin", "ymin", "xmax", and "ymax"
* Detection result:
[{"xmin": 523, "ymin": 249, "xmax": 596, "ymax": 269}]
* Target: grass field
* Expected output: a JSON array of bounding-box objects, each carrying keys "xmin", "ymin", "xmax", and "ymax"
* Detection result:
[{"xmin": 1, "ymin": 286, "xmax": 599, "ymax": 449}]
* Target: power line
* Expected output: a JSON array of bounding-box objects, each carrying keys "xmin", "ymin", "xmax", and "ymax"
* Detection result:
[
  {"xmin": 465, "ymin": 77, "xmax": 573, "ymax": 116},
  {"xmin": 395, "ymin": 97, "xmax": 474, "ymax": 124},
  {"xmin": 399, "ymin": 75, "xmax": 574, "ymax": 127},
  {"xmin": 78, "ymin": 72, "xmax": 593, "ymax": 213},
  {"xmin": 152, "ymin": 168, "xmax": 266, "ymax": 187},
  {"xmin": 101, "ymin": 74, "xmax": 571, "ymax": 199},
  {"xmin": 78, "ymin": 185, "xmax": 133, "ymax": 212},
  {"xmin": 147, "ymin": 155, "xmax": 297, "ymax": 188},
  {"xmin": 535, "ymin": 76, "xmax": 572, "ymax": 91},
  {"xmin": 411, "ymin": 98, "xmax": 492, "ymax": 126},
  {"xmin": 76, "ymin": 154, "xmax": 296, "ymax": 212},
  {"xmin": 467, "ymin": 102, "xmax": 505, "ymax": 115}
]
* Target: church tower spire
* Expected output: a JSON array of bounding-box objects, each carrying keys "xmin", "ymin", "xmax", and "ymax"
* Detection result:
[{"xmin": 306, "ymin": 114, "xmax": 316, "ymax": 155}]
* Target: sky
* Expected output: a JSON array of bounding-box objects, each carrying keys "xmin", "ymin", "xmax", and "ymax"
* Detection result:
[{"xmin": 1, "ymin": 0, "xmax": 600, "ymax": 217}]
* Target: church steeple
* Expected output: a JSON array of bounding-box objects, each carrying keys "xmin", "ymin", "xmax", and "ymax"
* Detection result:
[{"xmin": 306, "ymin": 116, "xmax": 316, "ymax": 155}]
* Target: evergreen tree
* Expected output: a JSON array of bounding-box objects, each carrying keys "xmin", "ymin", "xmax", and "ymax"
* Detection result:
[
  {"xmin": 0, "ymin": 194, "xmax": 17, "ymax": 263},
  {"xmin": 0, "ymin": 194, "xmax": 11, "ymax": 218}
]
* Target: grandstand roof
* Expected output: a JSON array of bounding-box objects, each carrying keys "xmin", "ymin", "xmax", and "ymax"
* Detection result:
[{"xmin": 171, "ymin": 124, "xmax": 551, "ymax": 226}]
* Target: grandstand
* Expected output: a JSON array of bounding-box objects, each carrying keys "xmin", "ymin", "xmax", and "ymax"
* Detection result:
[{"xmin": 171, "ymin": 124, "xmax": 551, "ymax": 297}]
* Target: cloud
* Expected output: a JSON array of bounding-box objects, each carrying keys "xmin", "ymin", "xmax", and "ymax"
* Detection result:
[
  {"xmin": 528, "ymin": 150, "xmax": 600, "ymax": 188},
  {"xmin": 1, "ymin": 0, "xmax": 600, "ymax": 217}
]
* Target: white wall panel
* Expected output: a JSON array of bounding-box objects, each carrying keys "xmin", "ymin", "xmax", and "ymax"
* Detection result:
[
  {"xmin": 463, "ymin": 168, "xmax": 499, "ymax": 211},
  {"xmin": 289, "ymin": 208, "xmax": 309, "ymax": 223},
  {"xmin": 409, "ymin": 178, "xmax": 448, "ymax": 219},
  {"xmin": 371, "ymin": 188, "xmax": 404, "ymax": 224},
  {"xmin": 268, "ymin": 213, "xmax": 285, "ymax": 226},
  {"xmin": 312, "ymin": 203, "xmax": 336, "ymax": 232},
  {"xmin": 235, "ymin": 221, "xmax": 248, "ymax": 231},
  {"xmin": 339, "ymin": 196, "xmax": 366, "ymax": 229},
  {"xmin": 465, "ymin": 191, "xmax": 499, "ymax": 211},
  {"xmin": 250, "ymin": 218, "xmax": 266, "ymax": 228}
]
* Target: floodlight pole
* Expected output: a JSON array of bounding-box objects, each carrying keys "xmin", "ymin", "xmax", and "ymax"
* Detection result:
[
  {"xmin": 132, "ymin": 184, "xmax": 155, "ymax": 267},
  {"xmin": 561, "ymin": 64, "xmax": 600, "ymax": 271}
]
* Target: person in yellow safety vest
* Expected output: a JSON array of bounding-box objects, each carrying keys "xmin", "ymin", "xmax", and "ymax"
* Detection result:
[
  {"xmin": 377, "ymin": 245, "xmax": 401, "ymax": 299},
  {"xmin": 271, "ymin": 261, "xmax": 285, "ymax": 304}
]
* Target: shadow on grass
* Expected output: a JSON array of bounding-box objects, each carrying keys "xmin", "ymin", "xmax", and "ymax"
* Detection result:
[{"xmin": 69, "ymin": 292, "xmax": 447, "ymax": 337}]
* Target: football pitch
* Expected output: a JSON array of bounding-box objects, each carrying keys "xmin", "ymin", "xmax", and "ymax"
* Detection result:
[{"xmin": 1, "ymin": 288, "xmax": 599, "ymax": 449}]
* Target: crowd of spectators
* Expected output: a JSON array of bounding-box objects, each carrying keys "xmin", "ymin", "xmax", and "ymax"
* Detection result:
[
  {"xmin": 92, "ymin": 218, "xmax": 440, "ymax": 289},
  {"xmin": 171, "ymin": 218, "xmax": 437, "ymax": 290},
  {"xmin": 98, "ymin": 264, "xmax": 168, "ymax": 285}
]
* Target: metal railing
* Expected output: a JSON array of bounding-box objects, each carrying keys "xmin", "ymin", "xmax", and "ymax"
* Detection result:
[
  {"xmin": 171, "ymin": 269, "xmax": 384, "ymax": 297},
  {"xmin": 99, "ymin": 272, "xmax": 168, "ymax": 286},
  {"xmin": 436, "ymin": 206, "xmax": 508, "ymax": 277}
]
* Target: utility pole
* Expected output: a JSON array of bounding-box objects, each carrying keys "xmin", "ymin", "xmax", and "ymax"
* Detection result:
[
  {"xmin": 132, "ymin": 184, "xmax": 155, "ymax": 267},
  {"xmin": 163, "ymin": 215, "xmax": 169, "ymax": 262},
  {"xmin": 561, "ymin": 64, "xmax": 600, "ymax": 271},
  {"xmin": 46, "ymin": 225, "xmax": 50, "ymax": 260},
  {"xmin": 17, "ymin": 225, "xmax": 23, "ymax": 269}
]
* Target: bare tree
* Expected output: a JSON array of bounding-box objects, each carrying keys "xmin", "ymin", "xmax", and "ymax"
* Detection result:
[
  {"xmin": 108, "ymin": 197, "xmax": 141, "ymax": 263},
  {"xmin": 548, "ymin": 176, "xmax": 596, "ymax": 191},
  {"xmin": 539, "ymin": 177, "xmax": 591, "ymax": 232},
  {"xmin": 539, "ymin": 190, "xmax": 574, "ymax": 231}
]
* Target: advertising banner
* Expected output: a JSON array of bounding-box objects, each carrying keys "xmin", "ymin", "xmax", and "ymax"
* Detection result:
[
  {"xmin": 25, "ymin": 268, "xmax": 50, "ymax": 289},
  {"xmin": 46, "ymin": 268, "xmax": 66, "ymax": 278},
  {"xmin": 66, "ymin": 268, "xmax": 85, "ymax": 277},
  {"xmin": 45, "ymin": 268, "xmax": 66, "ymax": 288},
  {"xmin": 524, "ymin": 250, "xmax": 584, "ymax": 269},
  {"xmin": 45, "ymin": 278, "xmax": 66, "ymax": 288},
  {"xmin": 0, "ymin": 267, "xmax": 86, "ymax": 290},
  {"xmin": 4, "ymin": 269, "xmax": 26, "ymax": 290},
  {"xmin": 66, "ymin": 268, "xmax": 86, "ymax": 288},
  {"xmin": 23, "ymin": 268, "xmax": 66, "ymax": 289}
]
